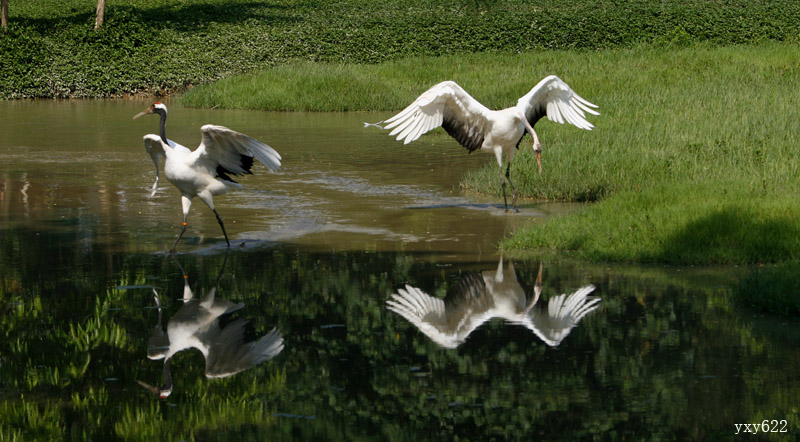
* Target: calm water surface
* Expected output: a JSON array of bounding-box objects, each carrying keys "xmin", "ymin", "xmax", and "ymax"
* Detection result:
[{"xmin": 1, "ymin": 101, "xmax": 798, "ymax": 440}]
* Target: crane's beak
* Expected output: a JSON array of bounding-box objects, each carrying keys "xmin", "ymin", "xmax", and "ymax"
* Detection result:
[
  {"xmin": 133, "ymin": 107, "xmax": 153, "ymax": 120},
  {"xmin": 136, "ymin": 380, "xmax": 159, "ymax": 394},
  {"xmin": 532, "ymin": 140, "xmax": 542, "ymax": 175},
  {"xmin": 524, "ymin": 263, "xmax": 543, "ymax": 315}
]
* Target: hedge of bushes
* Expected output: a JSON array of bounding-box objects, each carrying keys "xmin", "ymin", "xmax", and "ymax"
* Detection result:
[{"xmin": 1, "ymin": 0, "xmax": 799, "ymax": 98}]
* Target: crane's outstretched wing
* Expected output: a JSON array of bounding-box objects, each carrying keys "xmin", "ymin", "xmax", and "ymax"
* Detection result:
[
  {"xmin": 382, "ymin": 81, "xmax": 493, "ymax": 152},
  {"xmin": 526, "ymin": 285, "xmax": 600, "ymax": 347},
  {"xmin": 387, "ymin": 276, "xmax": 493, "ymax": 349},
  {"xmin": 516, "ymin": 75, "xmax": 599, "ymax": 130},
  {"xmin": 387, "ymin": 285, "xmax": 456, "ymax": 347},
  {"xmin": 143, "ymin": 134, "xmax": 166, "ymax": 197},
  {"xmin": 196, "ymin": 125, "xmax": 282, "ymax": 183},
  {"xmin": 205, "ymin": 324, "xmax": 284, "ymax": 379}
]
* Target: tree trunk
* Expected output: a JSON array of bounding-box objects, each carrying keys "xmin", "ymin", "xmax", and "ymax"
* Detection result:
[
  {"xmin": 1, "ymin": 0, "xmax": 9, "ymax": 30},
  {"xmin": 94, "ymin": 0, "xmax": 105, "ymax": 29}
]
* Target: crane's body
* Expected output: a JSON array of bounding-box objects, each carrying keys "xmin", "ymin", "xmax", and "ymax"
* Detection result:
[
  {"xmin": 377, "ymin": 76, "xmax": 598, "ymax": 211},
  {"xmin": 134, "ymin": 103, "xmax": 281, "ymax": 251},
  {"xmin": 467, "ymin": 107, "xmax": 532, "ymax": 169}
]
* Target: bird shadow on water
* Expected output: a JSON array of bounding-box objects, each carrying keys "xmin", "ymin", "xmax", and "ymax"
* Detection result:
[{"xmin": 657, "ymin": 206, "xmax": 800, "ymax": 264}]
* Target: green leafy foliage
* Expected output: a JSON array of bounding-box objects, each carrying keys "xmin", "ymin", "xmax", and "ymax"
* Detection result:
[{"xmin": 2, "ymin": 0, "xmax": 800, "ymax": 98}]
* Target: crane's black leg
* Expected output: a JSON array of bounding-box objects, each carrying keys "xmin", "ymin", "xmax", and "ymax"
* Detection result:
[
  {"xmin": 171, "ymin": 195, "xmax": 193, "ymax": 253},
  {"xmin": 506, "ymin": 162, "xmax": 519, "ymax": 212},
  {"xmin": 500, "ymin": 176, "xmax": 509, "ymax": 212},
  {"xmin": 215, "ymin": 250, "xmax": 230, "ymax": 285},
  {"xmin": 170, "ymin": 217, "xmax": 188, "ymax": 253},
  {"xmin": 212, "ymin": 209, "xmax": 231, "ymax": 247}
]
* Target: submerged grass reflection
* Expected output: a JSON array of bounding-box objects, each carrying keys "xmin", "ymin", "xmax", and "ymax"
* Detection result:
[{"xmin": 736, "ymin": 262, "xmax": 800, "ymax": 318}]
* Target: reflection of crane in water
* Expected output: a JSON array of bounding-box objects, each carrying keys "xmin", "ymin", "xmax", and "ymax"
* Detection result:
[
  {"xmin": 386, "ymin": 258, "xmax": 600, "ymax": 349},
  {"xmin": 140, "ymin": 257, "xmax": 284, "ymax": 398},
  {"xmin": 133, "ymin": 102, "xmax": 282, "ymax": 251}
]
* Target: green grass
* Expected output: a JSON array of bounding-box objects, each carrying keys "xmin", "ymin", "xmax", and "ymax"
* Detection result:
[
  {"xmin": 2, "ymin": 0, "xmax": 800, "ymax": 98},
  {"xmin": 505, "ymin": 183, "xmax": 800, "ymax": 264},
  {"xmin": 491, "ymin": 43, "xmax": 800, "ymax": 264},
  {"xmin": 179, "ymin": 53, "xmax": 601, "ymax": 111}
]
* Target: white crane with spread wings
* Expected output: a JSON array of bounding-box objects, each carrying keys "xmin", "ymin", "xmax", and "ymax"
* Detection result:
[
  {"xmin": 375, "ymin": 76, "xmax": 598, "ymax": 211},
  {"xmin": 134, "ymin": 103, "xmax": 282, "ymax": 251}
]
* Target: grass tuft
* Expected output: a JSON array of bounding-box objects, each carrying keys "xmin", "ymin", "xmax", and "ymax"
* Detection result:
[{"xmin": 736, "ymin": 262, "xmax": 800, "ymax": 318}]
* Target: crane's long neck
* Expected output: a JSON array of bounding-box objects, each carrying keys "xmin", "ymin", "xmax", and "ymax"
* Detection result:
[
  {"xmin": 160, "ymin": 356, "xmax": 173, "ymax": 398},
  {"xmin": 156, "ymin": 109, "xmax": 168, "ymax": 145}
]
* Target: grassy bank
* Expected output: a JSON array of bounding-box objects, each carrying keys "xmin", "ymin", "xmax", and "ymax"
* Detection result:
[
  {"xmin": 504, "ymin": 183, "xmax": 800, "ymax": 264},
  {"xmin": 2, "ymin": 0, "xmax": 800, "ymax": 98}
]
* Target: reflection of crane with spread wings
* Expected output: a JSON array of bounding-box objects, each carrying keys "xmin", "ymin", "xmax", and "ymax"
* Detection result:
[
  {"xmin": 140, "ymin": 257, "xmax": 284, "ymax": 398},
  {"xmin": 386, "ymin": 258, "xmax": 600, "ymax": 349}
]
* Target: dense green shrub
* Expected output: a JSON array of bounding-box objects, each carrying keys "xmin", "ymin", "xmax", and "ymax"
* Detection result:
[{"xmin": 2, "ymin": 0, "xmax": 799, "ymax": 98}]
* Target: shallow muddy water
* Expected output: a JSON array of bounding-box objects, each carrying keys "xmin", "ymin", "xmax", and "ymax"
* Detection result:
[{"xmin": 1, "ymin": 101, "xmax": 798, "ymax": 440}]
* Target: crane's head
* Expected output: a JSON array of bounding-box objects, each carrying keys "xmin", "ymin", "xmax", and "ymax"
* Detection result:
[{"xmin": 133, "ymin": 102, "xmax": 168, "ymax": 120}]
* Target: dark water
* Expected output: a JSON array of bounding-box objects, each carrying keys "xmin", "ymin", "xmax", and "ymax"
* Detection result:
[{"xmin": 1, "ymin": 101, "xmax": 798, "ymax": 441}]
